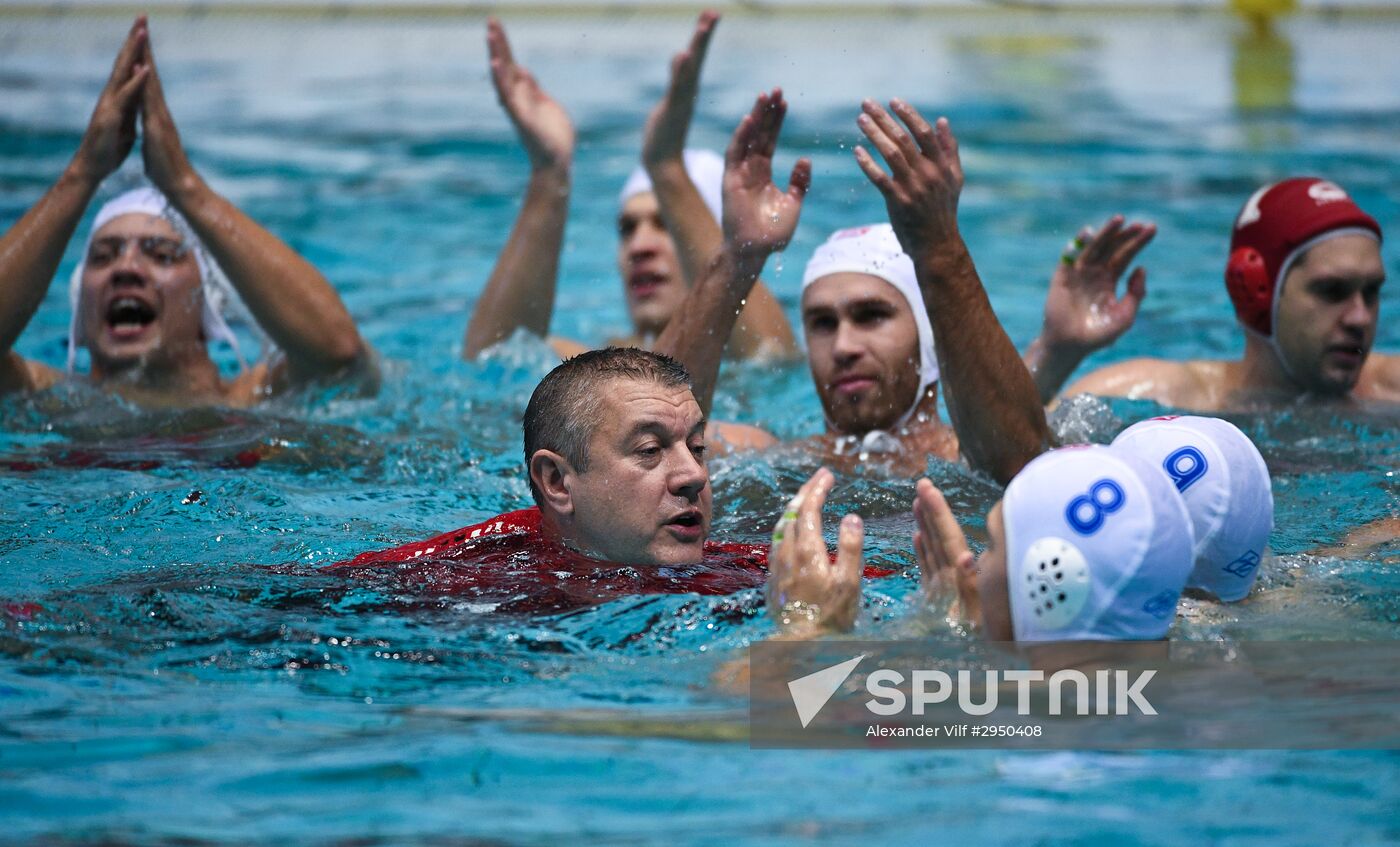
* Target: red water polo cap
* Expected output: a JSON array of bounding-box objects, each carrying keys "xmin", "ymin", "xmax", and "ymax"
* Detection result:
[{"xmin": 1225, "ymin": 177, "xmax": 1382, "ymax": 336}]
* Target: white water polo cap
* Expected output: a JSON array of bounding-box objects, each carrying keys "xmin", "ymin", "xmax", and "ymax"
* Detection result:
[
  {"xmin": 801, "ymin": 224, "xmax": 939, "ymax": 429},
  {"xmin": 1001, "ymin": 445, "xmax": 1195, "ymax": 642},
  {"xmin": 68, "ymin": 186, "xmax": 247, "ymax": 372},
  {"xmin": 1112, "ymin": 416, "xmax": 1273, "ymax": 602},
  {"xmin": 618, "ymin": 149, "xmax": 725, "ymax": 224}
]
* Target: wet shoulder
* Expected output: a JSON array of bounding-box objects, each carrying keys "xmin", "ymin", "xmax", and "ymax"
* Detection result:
[
  {"xmin": 708, "ymin": 420, "xmax": 777, "ymax": 453},
  {"xmin": 549, "ymin": 336, "xmax": 590, "ymax": 359},
  {"xmin": 0, "ymin": 353, "xmax": 62, "ymax": 394},
  {"xmin": 1064, "ymin": 357, "xmax": 1216, "ymax": 408},
  {"xmin": 1357, "ymin": 351, "xmax": 1400, "ymax": 403}
]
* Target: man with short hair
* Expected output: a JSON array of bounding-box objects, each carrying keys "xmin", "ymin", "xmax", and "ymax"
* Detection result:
[
  {"xmin": 1051, "ymin": 178, "xmax": 1394, "ymax": 409},
  {"xmin": 336, "ymin": 93, "xmax": 838, "ymax": 614}
]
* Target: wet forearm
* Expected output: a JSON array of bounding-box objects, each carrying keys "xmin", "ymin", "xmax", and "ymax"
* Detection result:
[
  {"xmin": 464, "ymin": 166, "xmax": 570, "ymax": 359},
  {"xmin": 654, "ymin": 243, "xmax": 767, "ymax": 415},
  {"xmin": 168, "ymin": 176, "xmax": 365, "ymax": 377},
  {"xmin": 1022, "ymin": 334, "xmax": 1089, "ymax": 406},
  {"xmin": 916, "ymin": 239, "xmax": 1051, "ymax": 485},
  {"xmin": 647, "ymin": 161, "xmax": 798, "ymax": 361},
  {"xmin": 0, "ymin": 166, "xmax": 99, "ymax": 354}
]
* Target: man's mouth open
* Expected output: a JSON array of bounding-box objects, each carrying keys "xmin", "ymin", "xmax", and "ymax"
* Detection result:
[
  {"xmin": 629, "ymin": 271, "xmax": 669, "ymax": 300},
  {"xmin": 105, "ymin": 296, "xmax": 158, "ymax": 342},
  {"xmin": 664, "ymin": 510, "xmax": 704, "ymax": 543}
]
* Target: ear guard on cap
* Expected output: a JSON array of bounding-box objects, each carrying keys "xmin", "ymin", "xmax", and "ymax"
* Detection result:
[
  {"xmin": 1019, "ymin": 538, "xmax": 1091, "ymax": 631},
  {"xmin": 1226, "ymin": 247, "xmax": 1272, "ymax": 336}
]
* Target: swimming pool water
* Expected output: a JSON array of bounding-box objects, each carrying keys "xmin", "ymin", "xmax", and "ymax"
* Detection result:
[{"xmin": 1, "ymin": 10, "xmax": 1399, "ymax": 844}]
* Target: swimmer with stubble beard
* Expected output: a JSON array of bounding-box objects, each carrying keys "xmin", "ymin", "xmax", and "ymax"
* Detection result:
[{"xmin": 657, "ymin": 97, "xmax": 1051, "ymax": 485}]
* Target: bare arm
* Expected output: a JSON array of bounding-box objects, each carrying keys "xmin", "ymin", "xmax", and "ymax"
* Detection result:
[
  {"xmin": 855, "ymin": 100, "xmax": 1049, "ymax": 485},
  {"xmin": 140, "ymin": 36, "xmax": 369, "ymax": 390},
  {"xmin": 654, "ymin": 89, "xmax": 810, "ymax": 416},
  {"xmin": 641, "ymin": 11, "xmax": 798, "ymax": 361},
  {"xmin": 0, "ymin": 18, "xmax": 149, "ymax": 393},
  {"xmin": 1022, "ymin": 216, "xmax": 1154, "ymax": 403},
  {"xmin": 464, "ymin": 19, "xmax": 575, "ymax": 360}
]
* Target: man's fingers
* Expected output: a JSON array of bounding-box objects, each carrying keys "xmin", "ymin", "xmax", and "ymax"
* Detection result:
[
  {"xmin": 935, "ymin": 117, "xmax": 962, "ymax": 183},
  {"xmin": 1118, "ymin": 267, "xmax": 1148, "ymax": 319},
  {"xmin": 759, "ymin": 89, "xmax": 785, "ymax": 159},
  {"xmin": 107, "ymin": 16, "xmax": 148, "ymax": 89},
  {"xmin": 853, "ymin": 146, "xmax": 892, "ymax": 194},
  {"xmin": 858, "ymin": 100, "xmax": 910, "ymax": 176},
  {"xmin": 114, "ymin": 63, "xmax": 149, "ymax": 111},
  {"xmin": 687, "ymin": 9, "xmax": 719, "ymax": 70},
  {"xmin": 486, "ymin": 18, "xmax": 515, "ymax": 67},
  {"xmin": 139, "ymin": 37, "xmax": 169, "ymax": 111},
  {"xmin": 797, "ymin": 468, "xmax": 835, "ymax": 543},
  {"xmin": 889, "ymin": 98, "xmax": 938, "ymax": 160},
  {"xmin": 1080, "ymin": 215, "xmax": 1124, "ymax": 266},
  {"xmin": 915, "ymin": 480, "xmax": 972, "ymax": 574},
  {"xmin": 1106, "ymin": 222, "xmax": 1157, "ymax": 274},
  {"xmin": 836, "ymin": 513, "xmax": 865, "ymax": 579},
  {"xmin": 725, "ymin": 113, "xmax": 755, "ymax": 170},
  {"xmin": 865, "ymin": 100, "xmax": 918, "ymax": 162},
  {"xmin": 787, "ymin": 157, "xmax": 813, "ymax": 201}
]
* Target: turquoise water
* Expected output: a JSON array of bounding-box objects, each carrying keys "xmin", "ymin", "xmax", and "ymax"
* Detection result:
[{"xmin": 2, "ymin": 11, "xmax": 1399, "ymax": 844}]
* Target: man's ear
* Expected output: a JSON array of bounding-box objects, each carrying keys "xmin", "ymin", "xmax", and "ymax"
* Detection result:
[{"xmin": 529, "ymin": 449, "xmax": 576, "ymax": 517}]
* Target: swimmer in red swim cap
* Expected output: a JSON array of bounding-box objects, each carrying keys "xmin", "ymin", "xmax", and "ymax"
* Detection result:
[{"xmin": 1044, "ymin": 177, "xmax": 1393, "ymax": 410}]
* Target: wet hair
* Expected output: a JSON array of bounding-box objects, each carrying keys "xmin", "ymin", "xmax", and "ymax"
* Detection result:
[{"xmin": 523, "ymin": 347, "xmax": 693, "ymax": 505}]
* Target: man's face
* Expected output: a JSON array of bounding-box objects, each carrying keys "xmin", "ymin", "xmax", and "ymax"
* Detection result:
[
  {"xmin": 802, "ymin": 273, "xmax": 923, "ymax": 434},
  {"xmin": 975, "ymin": 501, "xmax": 1015, "ymax": 642},
  {"xmin": 78, "ymin": 213, "xmax": 205, "ymax": 371},
  {"xmin": 1273, "ymin": 233, "xmax": 1385, "ymax": 395},
  {"xmin": 566, "ymin": 378, "xmax": 712, "ymax": 566},
  {"xmin": 617, "ymin": 192, "xmax": 686, "ymax": 337}
]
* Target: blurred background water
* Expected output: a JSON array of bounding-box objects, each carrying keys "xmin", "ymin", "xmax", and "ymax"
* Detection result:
[{"xmin": 1, "ymin": 7, "xmax": 1398, "ymax": 844}]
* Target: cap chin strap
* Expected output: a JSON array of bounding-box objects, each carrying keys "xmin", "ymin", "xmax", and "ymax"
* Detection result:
[{"xmin": 825, "ymin": 381, "xmax": 937, "ymax": 456}]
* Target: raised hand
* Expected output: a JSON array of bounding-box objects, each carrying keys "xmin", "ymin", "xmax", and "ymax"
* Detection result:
[
  {"xmin": 854, "ymin": 98, "xmax": 963, "ymax": 259},
  {"xmin": 722, "ymin": 88, "xmax": 811, "ymax": 259},
  {"xmin": 487, "ymin": 18, "xmax": 575, "ymax": 174},
  {"xmin": 72, "ymin": 17, "xmax": 149, "ymax": 184},
  {"xmin": 913, "ymin": 478, "xmax": 980, "ymax": 624},
  {"xmin": 138, "ymin": 35, "xmax": 200, "ymax": 198},
  {"xmin": 641, "ymin": 9, "xmax": 718, "ymax": 171},
  {"xmin": 1042, "ymin": 215, "xmax": 1154, "ymax": 355},
  {"xmin": 767, "ymin": 468, "xmax": 864, "ymax": 634}
]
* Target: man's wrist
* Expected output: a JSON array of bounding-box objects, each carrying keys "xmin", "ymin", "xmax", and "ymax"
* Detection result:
[
  {"xmin": 911, "ymin": 231, "xmax": 971, "ymax": 281},
  {"xmin": 60, "ymin": 159, "xmax": 104, "ymax": 194},
  {"xmin": 722, "ymin": 240, "xmax": 773, "ymax": 279},
  {"xmin": 161, "ymin": 170, "xmax": 211, "ymax": 210},
  {"xmin": 643, "ymin": 156, "xmax": 688, "ymax": 187},
  {"xmin": 528, "ymin": 163, "xmax": 572, "ymax": 195}
]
